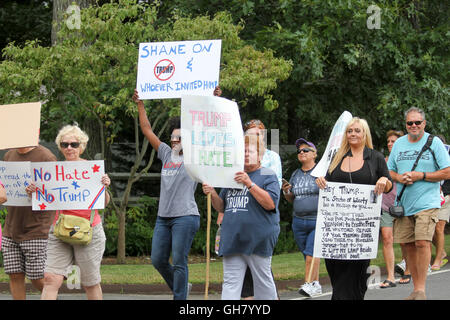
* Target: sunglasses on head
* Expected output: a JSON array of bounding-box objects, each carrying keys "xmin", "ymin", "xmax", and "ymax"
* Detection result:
[
  {"xmin": 406, "ymin": 120, "xmax": 423, "ymax": 126},
  {"xmin": 297, "ymin": 148, "xmax": 314, "ymax": 154},
  {"xmin": 60, "ymin": 142, "xmax": 80, "ymax": 149}
]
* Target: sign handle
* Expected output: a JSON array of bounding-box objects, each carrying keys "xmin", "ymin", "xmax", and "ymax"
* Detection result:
[{"xmin": 204, "ymin": 193, "xmax": 211, "ymax": 300}]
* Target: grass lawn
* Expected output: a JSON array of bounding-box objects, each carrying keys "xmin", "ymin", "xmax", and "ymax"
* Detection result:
[{"xmin": 0, "ymin": 235, "xmax": 448, "ymax": 285}]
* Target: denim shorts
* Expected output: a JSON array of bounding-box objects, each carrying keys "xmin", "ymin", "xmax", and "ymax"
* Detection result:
[{"xmin": 292, "ymin": 216, "xmax": 317, "ymax": 257}]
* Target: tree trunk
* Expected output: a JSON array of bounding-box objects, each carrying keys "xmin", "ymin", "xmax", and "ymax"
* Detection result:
[{"xmin": 52, "ymin": 0, "xmax": 94, "ymax": 45}]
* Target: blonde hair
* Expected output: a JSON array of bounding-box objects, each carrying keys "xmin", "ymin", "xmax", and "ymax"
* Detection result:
[
  {"xmin": 55, "ymin": 125, "xmax": 89, "ymax": 153},
  {"xmin": 328, "ymin": 117, "xmax": 373, "ymax": 174}
]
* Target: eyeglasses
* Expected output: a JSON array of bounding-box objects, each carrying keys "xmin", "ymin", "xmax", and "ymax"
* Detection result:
[
  {"xmin": 60, "ymin": 142, "xmax": 80, "ymax": 149},
  {"xmin": 406, "ymin": 120, "xmax": 423, "ymax": 126},
  {"xmin": 297, "ymin": 148, "xmax": 314, "ymax": 154},
  {"xmin": 170, "ymin": 135, "xmax": 181, "ymax": 141}
]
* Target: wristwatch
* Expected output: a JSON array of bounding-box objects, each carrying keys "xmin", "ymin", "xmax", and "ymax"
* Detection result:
[{"xmin": 248, "ymin": 182, "xmax": 255, "ymax": 190}]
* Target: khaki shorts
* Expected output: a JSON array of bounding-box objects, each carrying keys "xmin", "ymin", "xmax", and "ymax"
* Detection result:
[
  {"xmin": 45, "ymin": 223, "xmax": 106, "ymax": 287},
  {"xmin": 438, "ymin": 195, "xmax": 450, "ymax": 222},
  {"xmin": 393, "ymin": 208, "xmax": 439, "ymax": 243}
]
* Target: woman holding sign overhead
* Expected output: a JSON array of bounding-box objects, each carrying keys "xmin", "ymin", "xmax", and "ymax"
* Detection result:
[
  {"xmin": 133, "ymin": 89, "xmax": 200, "ymax": 300},
  {"xmin": 39, "ymin": 125, "xmax": 111, "ymax": 300},
  {"xmin": 202, "ymin": 134, "xmax": 280, "ymax": 300},
  {"xmin": 315, "ymin": 117, "xmax": 392, "ymax": 300}
]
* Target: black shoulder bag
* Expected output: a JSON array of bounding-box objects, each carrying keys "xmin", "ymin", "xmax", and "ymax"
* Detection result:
[{"xmin": 389, "ymin": 135, "xmax": 435, "ymax": 218}]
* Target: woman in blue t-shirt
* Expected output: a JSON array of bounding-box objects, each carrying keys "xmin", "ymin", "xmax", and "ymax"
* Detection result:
[{"xmin": 202, "ymin": 135, "xmax": 280, "ymax": 300}]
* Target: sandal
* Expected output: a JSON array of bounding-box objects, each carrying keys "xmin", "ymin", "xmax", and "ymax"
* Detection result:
[
  {"xmin": 431, "ymin": 258, "xmax": 448, "ymax": 271},
  {"xmin": 380, "ymin": 279, "xmax": 397, "ymax": 289},
  {"xmin": 399, "ymin": 274, "xmax": 411, "ymax": 284}
]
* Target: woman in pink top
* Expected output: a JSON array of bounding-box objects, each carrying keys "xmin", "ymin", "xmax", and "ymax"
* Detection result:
[{"xmin": 38, "ymin": 125, "xmax": 111, "ymax": 300}]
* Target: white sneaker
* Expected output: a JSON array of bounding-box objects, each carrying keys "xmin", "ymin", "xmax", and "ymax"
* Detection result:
[
  {"xmin": 395, "ymin": 259, "xmax": 406, "ymax": 276},
  {"xmin": 298, "ymin": 282, "xmax": 314, "ymax": 297},
  {"xmin": 311, "ymin": 281, "xmax": 322, "ymax": 296},
  {"xmin": 187, "ymin": 283, "xmax": 192, "ymax": 297}
]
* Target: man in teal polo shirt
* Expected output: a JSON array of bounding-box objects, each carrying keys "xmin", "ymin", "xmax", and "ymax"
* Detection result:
[{"xmin": 388, "ymin": 107, "xmax": 450, "ymax": 300}]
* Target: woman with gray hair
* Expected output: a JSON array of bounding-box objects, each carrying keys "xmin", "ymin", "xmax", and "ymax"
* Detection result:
[{"xmin": 36, "ymin": 124, "xmax": 111, "ymax": 300}]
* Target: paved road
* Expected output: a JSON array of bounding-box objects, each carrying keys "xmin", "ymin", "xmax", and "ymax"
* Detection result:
[{"xmin": 0, "ymin": 266, "xmax": 448, "ymax": 300}]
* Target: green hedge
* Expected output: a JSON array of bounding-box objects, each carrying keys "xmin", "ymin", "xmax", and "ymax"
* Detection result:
[{"xmin": 0, "ymin": 190, "xmax": 299, "ymax": 260}]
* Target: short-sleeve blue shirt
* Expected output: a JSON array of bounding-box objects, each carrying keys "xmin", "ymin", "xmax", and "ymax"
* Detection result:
[
  {"xmin": 218, "ymin": 168, "xmax": 280, "ymax": 257},
  {"xmin": 388, "ymin": 133, "xmax": 450, "ymax": 216}
]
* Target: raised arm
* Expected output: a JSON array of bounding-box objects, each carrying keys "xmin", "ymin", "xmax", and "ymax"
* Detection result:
[{"xmin": 133, "ymin": 89, "xmax": 161, "ymax": 151}]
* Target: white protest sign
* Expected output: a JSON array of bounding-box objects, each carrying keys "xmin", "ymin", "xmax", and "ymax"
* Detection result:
[
  {"xmin": 311, "ymin": 111, "xmax": 353, "ymax": 177},
  {"xmin": 181, "ymin": 95, "xmax": 245, "ymax": 189},
  {"xmin": 0, "ymin": 161, "xmax": 32, "ymax": 206},
  {"xmin": 31, "ymin": 160, "xmax": 105, "ymax": 210},
  {"xmin": 313, "ymin": 182, "xmax": 381, "ymax": 260},
  {"xmin": 136, "ymin": 40, "xmax": 222, "ymax": 99},
  {"xmin": 0, "ymin": 102, "xmax": 41, "ymax": 150}
]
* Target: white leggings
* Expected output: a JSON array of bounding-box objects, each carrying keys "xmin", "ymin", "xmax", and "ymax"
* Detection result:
[{"xmin": 221, "ymin": 254, "xmax": 277, "ymax": 300}]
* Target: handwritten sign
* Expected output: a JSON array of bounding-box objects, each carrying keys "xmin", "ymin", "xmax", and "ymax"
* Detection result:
[
  {"xmin": 136, "ymin": 40, "xmax": 222, "ymax": 99},
  {"xmin": 0, "ymin": 161, "xmax": 32, "ymax": 206},
  {"xmin": 313, "ymin": 182, "xmax": 381, "ymax": 260},
  {"xmin": 0, "ymin": 102, "xmax": 41, "ymax": 150},
  {"xmin": 31, "ymin": 161, "xmax": 105, "ymax": 211},
  {"xmin": 311, "ymin": 111, "xmax": 352, "ymax": 178},
  {"xmin": 181, "ymin": 95, "xmax": 244, "ymax": 188}
]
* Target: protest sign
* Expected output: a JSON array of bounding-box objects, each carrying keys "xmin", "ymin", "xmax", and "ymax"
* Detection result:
[
  {"xmin": 0, "ymin": 161, "xmax": 32, "ymax": 206},
  {"xmin": 180, "ymin": 95, "xmax": 245, "ymax": 189},
  {"xmin": 0, "ymin": 102, "xmax": 41, "ymax": 150},
  {"xmin": 313, "ymin": 182, "xmax": 381, "ymax": 260},
  {"xmin": 311, "ymin": 111, "xmax": 352, "ymax": 177},
  {"xmin": 136, "ymin": 40, "xmax": 222, "ymax": 99},
  {"xmin": 31, "ymin": 160, "xmax": 105, "ymax": 210}
]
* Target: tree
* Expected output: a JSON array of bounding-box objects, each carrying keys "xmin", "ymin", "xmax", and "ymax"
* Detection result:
[
  {"xmin": 0, "ymin": 0, "xmax": 52, "ymax": 57},
  {"xmin": 0, "ymin": 0, "xmax": 291, "ymax": 263},
  {"xmin": 52, "ymin": 0, "xmax": 95, "ymax": 45},
  {"xmin": 156, "ymin": 0, "xmax": 449, "ymax": 150}
]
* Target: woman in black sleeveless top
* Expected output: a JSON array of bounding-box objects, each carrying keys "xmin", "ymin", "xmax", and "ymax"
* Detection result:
[{"xmin": 316, "ymin": 117, "xmax": 392, "ymax": 300}]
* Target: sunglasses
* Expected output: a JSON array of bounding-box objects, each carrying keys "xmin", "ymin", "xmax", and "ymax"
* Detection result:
[
  {"xmin": 406, "ymin": 120, "xmax": 423, "ymax": 126},
  {"xmin": 297, "ymin": 148, "xmax": 314, "ymax": 154},
  {"xmin": 170, "ymin": 135, "xmax": 181, "ymax": 141},
  {"xmin": 60, "ymin": 142, "xmax": 80, "ymax": 149}
]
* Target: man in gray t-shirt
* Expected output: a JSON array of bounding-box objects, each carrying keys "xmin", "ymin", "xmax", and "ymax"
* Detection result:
[{"xmin": 134, "ymin": 90, "xmax": 200, "ymax": 300}]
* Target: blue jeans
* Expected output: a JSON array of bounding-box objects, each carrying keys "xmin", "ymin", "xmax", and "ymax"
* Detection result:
[
  {"xmin": 151, "ymin": 215, "xmax": 200, "ymax": 300},
  {"xmin": 292, "ymin": 216, "xmax": 317, "ymax": 257}
]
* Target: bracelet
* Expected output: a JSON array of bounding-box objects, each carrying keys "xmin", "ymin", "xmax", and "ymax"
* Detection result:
[
  {"xmin": 248, "ymin": 182, "xmax": 255, "ymax": 190},
  {"xmin": 423, "ymin": 172, "xmax": 426, "ymax": 181}
]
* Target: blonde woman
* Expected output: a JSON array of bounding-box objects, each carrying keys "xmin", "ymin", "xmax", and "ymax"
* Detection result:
[
  {"xmin": 39, "ymin": 125, "xmax": 111, "ymax": 300},
  {"xmin": 316, "ymin": 117, "xmax": 392, "ymax": 300}
]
